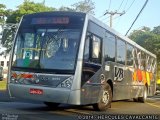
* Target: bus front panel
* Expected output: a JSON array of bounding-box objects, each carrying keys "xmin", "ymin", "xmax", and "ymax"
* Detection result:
[{"xmin": 8, "ymin": 12, "xmax": 86, "ymax": 104}]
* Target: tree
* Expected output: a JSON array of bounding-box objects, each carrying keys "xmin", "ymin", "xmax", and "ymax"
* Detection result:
[
  {"xmin": 72, "ymin": 0, "xmax": 95, "ymax": 14},
  {"xmin": 7, "ymin": 0, "xmax": 55, "ymax": 23},
  {"xmin": 141, "ymin": 26, "xmax": 150, "ymax": 32},
  {"xmin": 59, "ymin": 0, "xmax": 95, "ymax": 14},
  {"xmin": 1, "ymin": 24, "xmax": 17, "ymax": 55},
  {"xmin": 0, "ymin": 4, "xmax": 6, "ymax": 24},
  {"xmin": 152, "ymin": 26, "xmax": 160, "ymax": 35},
  {"xmin": 1, "ymin": 0, "xmax": 55, "ymax": 55},
  {"xmin": 129, "ymin": 26, "xmax": 160, "ymax": 79},
  {"xmin": 59, "ymin": 6, "xmax": 75, "ymax": 12},
  {"xmin": 129, "ymin": 27, "xmax": 160, "ymax": 60}
]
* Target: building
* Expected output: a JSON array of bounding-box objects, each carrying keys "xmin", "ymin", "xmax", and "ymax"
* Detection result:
[{"xmin": 0, "ymin": 55, "xmax": 9, "ymax": 79}]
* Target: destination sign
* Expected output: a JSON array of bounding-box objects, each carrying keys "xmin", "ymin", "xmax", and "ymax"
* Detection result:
[{"xmin": 31, "ymin": 17, "xmax": 69, "ymax": 25}]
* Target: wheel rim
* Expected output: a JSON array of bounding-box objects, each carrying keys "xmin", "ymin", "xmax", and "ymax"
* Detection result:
[{"xmin": 102, "ymin": 90, "xmax": 110, "ymax": 105}]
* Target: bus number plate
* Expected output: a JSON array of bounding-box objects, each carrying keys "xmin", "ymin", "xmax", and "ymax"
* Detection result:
[{"xmin": 30, "ymin": 88, "xmax": 43, "ymax": 95}]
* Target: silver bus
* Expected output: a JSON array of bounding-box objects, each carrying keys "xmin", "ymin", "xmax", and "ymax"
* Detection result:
[
  {"xmin": 8, "ymin": 11, "xmax": 156, "ymax": 111},
  {"xmin": 0, "ymin": 66, "xmax": 3, "ymax": 81}
]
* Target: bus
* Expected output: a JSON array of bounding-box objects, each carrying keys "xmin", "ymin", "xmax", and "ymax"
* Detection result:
[
  {"xmin": 0, "ymin": 66, "xmax": 3, "ymax": 81},
  {"xmin": 8, "ymin": 11, "xmax": 157, "ymax": 111}
]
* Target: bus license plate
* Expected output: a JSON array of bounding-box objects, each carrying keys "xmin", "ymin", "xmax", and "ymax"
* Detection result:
[{"xmin": 30, "ymin": 88, "xmax": 43, "ymax": 95}]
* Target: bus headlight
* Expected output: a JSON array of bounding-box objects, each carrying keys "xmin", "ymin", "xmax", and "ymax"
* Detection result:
[{"xmin": 58, "ymin": 76, "xmax": 73, "ymax": 89}]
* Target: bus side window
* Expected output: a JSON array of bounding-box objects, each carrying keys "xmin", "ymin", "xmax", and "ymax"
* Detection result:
[
  {"xmin": 104, "ymin": 33, "xmax": 116, "ymax": 62},
  {"xmin": 126, "ymin": 44, "xmax": 134, "ymax": 67},
  {"xmin": 117, "ymin": 39, "xmax": 126, "ymax": 65}
]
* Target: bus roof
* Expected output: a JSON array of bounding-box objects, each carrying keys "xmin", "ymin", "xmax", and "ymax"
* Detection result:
[
  {"xmin": 87, "ymin": 14, "xmax": 156, "ymax": 58},
  {"xmin": 23, "ymin": 11, "xmax": 86, "ymax": 18}
]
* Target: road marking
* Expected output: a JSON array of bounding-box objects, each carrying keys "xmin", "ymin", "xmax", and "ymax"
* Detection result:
[{"xmin": 146, "ymin": 102, "xmax": 160, "ymax": 109}]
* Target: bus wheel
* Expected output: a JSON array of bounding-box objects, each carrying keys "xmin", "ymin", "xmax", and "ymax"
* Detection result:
[
  {"xmin": 93, "ymin": 83, "xmax": 112, "ymax": 111},
  {"xmin": 138, "ymin": 86, "xmax": 147, "ymax": 103},
  {"xmin": 44, "ymin": 102, "xmax": 60, "ymax": 109}
]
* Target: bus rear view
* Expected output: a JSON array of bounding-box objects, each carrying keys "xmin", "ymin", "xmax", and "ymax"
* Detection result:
[{"xmin": 8, "ymin": 12, "xmax": 86, "ymax": 107}]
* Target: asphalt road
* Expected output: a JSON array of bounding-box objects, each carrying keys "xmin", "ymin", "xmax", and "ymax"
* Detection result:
[{"xmin": 0, "ymin": 90, "xmax": 160, "ymax": 120}]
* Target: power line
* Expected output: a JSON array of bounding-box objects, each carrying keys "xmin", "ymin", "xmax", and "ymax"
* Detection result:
[
  {"xmin": 108, "ymin": 0, "xmax": 112, "ymax": 11},
  {"xmin": 104, "ymin": 11, "xmax": 125, "ymax": 27},
  {"xmin": 123, "ymin": 0, "xmax": 129, "ymax": 10},
  {"xmin": 98, "ymin": 0, "xmax": 112, "ymax": 19},
  {"xmin": 125, "ymin": 0, "xmax": 136, "ymax": 13},
  {"xmin": 125, "ymin": 0, "xmax": 149, "ymax": 36},
  {"xmin": 114, "ymin": 0, "xmax": 128, "ymax": 29},
  {"xmin": 117, "ymin": 0, "xmax": 125, "ymax": 11},
  {"xmin": 115, "ymin": 0, "xmax": 136, "ymax": 28},
  {"xmin": 114, "ymin": 0, "xmax": 125, "ymax": 28},
  {"xmin": 102, "ymin": 0, "xmax": 135, "ymax": 28}
]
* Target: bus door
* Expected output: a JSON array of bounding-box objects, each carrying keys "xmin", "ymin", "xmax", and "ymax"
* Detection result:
[{"xmin": 81, "ymin": 32, "xmax": 103, "ymax": 104}]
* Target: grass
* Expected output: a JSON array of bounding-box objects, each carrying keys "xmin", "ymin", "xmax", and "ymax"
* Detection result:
[{"xmin": 0, "ymin": 79, "xmax": 7, "ymax": 90}]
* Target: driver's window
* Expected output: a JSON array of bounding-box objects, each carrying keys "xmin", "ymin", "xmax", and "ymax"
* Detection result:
[
  {"xmin": 92, "ymin": 36, "xmax": 101, "ymax": 59},
  {"xmin": 83, "ymin": 32, "xmax": 102, "ymax": 64}
]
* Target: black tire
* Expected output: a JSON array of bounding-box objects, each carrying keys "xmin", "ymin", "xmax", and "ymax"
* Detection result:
[
  {"xmin": 44, "ymin": 102, "xmax": 60, "ymax": 109},
  {"xmin": 138, "ymin": 86, "xmax": 147, "ymax": 103},
  {"xmin": 93, "ymin": 83, "xmax": 112, "ymax": 111}
]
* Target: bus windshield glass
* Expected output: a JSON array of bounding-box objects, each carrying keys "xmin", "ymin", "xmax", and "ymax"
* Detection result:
[{"xmin": 11, "ymin": 14, "xmax": 85, "ymax": 73}]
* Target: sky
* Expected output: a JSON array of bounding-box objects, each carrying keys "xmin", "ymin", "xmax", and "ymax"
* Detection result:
[{"xmin": 0, "ymin": 0, "xmax": 160, "ymax": 36}]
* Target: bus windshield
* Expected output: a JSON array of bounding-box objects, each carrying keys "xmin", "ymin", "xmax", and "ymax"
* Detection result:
[
  {"xmin": 12, "ymin": 27, "xmax": 81, "ymax": 72},
  {"xmin": 11, "ymin": 13, "xmax": 85, "ymax": 73}
]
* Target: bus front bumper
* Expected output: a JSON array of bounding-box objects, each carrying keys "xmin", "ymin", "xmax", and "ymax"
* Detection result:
[{"xmin": 8, "ymin": 84, "xmax": 80, "ymax": 104}]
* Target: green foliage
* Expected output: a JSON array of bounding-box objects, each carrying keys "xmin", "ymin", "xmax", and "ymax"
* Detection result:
[
  {"xmin": 7, "ymin": 0, "xmax": 55, "ymax": 23},
  {"xmin": 1, "ymin": 0, "xmax": 55, "ymax": 55},
  {"xmin": 152, "ymin": 26, "xmax": 160, "ymax": 35},
  {"xmin": 59, "ymin": 6, "xmax": 75, "ymax": 12},
  {"xmin": 72, "ymin": 0, "xmax": 95, "ymax": 14},
  {"xmin": 1, "ymin": 0, "xmax": 95, "ymax": 55},
  {"xmin": 0, "ymin": 4, "xmax": 7, "ymax": 24},
  {"xmin": 129, "ymin": 26, "xmax": 160, "ymax": 79},
  {"xmin": 59, "ymin": 0, "xmax": 95, "ymax": 14},
  {"xmin": 141, "ymin": 26, "xmax": 151, "ymax": 32},
  {"xmin": 1, "ymin": 24, "xmax": 17, "ymax": 55}
]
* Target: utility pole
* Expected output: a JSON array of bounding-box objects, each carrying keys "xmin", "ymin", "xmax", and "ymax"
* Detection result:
[{"xmin": 104, "ymin": 10, "xmax": 125, "ymax": 28}]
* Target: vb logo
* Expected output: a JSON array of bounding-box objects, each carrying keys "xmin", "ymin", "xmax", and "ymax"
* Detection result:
[{"xmin": 114, "ymin": 66, "xmax": 124, "ymax": 81}]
